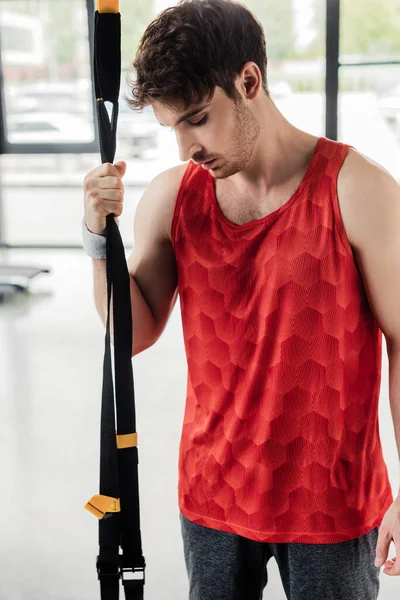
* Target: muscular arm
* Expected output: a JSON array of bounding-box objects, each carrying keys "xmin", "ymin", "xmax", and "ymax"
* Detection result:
[
  {"xmin": 126, "ymin": 164, "xmax": 186, "ymax": 354},
  {"xmin": 339, "ymin": 149, "xmax": 400, "ymax": 493}
]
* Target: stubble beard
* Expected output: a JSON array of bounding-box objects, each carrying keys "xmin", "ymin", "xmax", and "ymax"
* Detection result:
[{"xmin": 212, "ymin": 99, "xmax": 260, "ymax": 180}]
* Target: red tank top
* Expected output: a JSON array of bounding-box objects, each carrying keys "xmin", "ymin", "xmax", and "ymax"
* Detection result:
[{"xmin": 171, "ymin": 136, "xmax": 393, "ymax": 543}]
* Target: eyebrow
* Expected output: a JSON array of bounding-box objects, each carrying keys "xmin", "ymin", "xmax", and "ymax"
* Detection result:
[{"xmin": 159, "ymin": 104, "xmax": 209, "ymax": 127}]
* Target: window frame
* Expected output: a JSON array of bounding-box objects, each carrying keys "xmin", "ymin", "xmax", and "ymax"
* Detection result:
[{"xmin": 326, "ymin": 0, "xmax": 400, "ymax": 140}]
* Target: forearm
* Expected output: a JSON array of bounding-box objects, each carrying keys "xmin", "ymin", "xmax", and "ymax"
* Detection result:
[
  {"xmin": 92, "ymin": 258, "xmax": 157, "ymax": 355},
  {"xmin": 387, "ymin": 343, "xmax": 400, "ymax": 497}
]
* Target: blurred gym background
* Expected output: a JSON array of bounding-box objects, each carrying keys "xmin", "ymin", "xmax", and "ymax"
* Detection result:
[{"xmin": 0, "ymin": 1, "xmax": 399, "ymax": 598}]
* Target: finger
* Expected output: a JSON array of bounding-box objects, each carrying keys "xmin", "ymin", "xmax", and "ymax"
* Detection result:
[
  {"xmin": 96, "ymin": 162, "xmax": 121, "ymax": 178},
  {"xmin": 96, "ymin": 176, "xmax": 124, "ymax": 192},
  {"xmin": 101, "ymin": 200, "xmax": 124, "ymax": 217},
  {"xmin": 89, "ymin": 192, "xmax": 123, "ymax": 214},
  {"xmin": 383, "ymin": 559, "xmax": 400, "ymax": 576},
  {"xmin": 375, "ymin": 529, "xmax": 392, "ymax": 567},
  {"xmin": 94, "ymin": 189, "xmax": 123, "ymax": 202},
  {"xmin": 114, "ymin": 161, "xmax": 127, "ymax": 177},
  {"xmin": 385, "ymin": 534, "xmax": 400, "ymax": 574}
]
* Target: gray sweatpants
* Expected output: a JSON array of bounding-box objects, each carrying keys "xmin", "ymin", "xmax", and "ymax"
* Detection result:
[{"xmin": 180, "ymin": 513, "xmax": 380, "ymax": 600}]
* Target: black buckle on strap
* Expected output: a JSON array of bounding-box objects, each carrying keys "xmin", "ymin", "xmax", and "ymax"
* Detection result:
[
  {"xmin": 96, "ymin": 557, "xmax": 146, "ymax": 586},
  {"xmin": 121, "ymin": 565, "xmax": 145, "ymax": 587},
  {"xmin": 96, "ymin": 556, "xmax": 120, "ymax": 581}
]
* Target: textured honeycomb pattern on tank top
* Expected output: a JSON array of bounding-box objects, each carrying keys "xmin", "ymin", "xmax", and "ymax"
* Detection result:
[{"xmin": 171, "ymin": 137, "xmax": 393, "ymax": 543}]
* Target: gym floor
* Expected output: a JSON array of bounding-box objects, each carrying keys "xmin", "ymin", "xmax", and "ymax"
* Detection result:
[{"xmin": 0, "ymin": 248, "xmax": 398, "ymax": 599}]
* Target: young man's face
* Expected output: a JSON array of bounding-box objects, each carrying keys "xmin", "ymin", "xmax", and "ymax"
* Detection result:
[{"xmin": 152, "ymin": 86, "xmax": 260, "ymax": 179}]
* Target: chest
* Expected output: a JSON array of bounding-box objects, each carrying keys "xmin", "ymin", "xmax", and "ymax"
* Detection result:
[
  {"xmin": 214, "ymin": 179, "xmax": 304, "ymax": 226},
  {"xmin": 214, "ymin": 175, "xmax": 354, "ymax": 250}
]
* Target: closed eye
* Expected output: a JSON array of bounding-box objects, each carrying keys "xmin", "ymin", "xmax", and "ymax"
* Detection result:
[
  {"xmin": 168, "ymin": 114, "xmax": 208, "ymax": 132},
  {"xmin": 188, "ymin": 114, "xmax": 208, "ymax": 127}
]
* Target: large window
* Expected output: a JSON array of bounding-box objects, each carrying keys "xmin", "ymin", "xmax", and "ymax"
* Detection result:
[
  {"xmin": 0, "ymin": 0, "xmax": 162, "ymax": 246},
  {"xmin": 245, "ymin": 0, "xmax": 326, "ymax": 136},
  {"xmin": 0, "ymin": 0, "xmax": 97, "ymax": 245},
  {"xmin": 0, "ymin": 0, "xmax": 398, "ymax": 248},
  {"xmin": 0, "ymin": 1, "xmax": 96, "ymax": 153}
]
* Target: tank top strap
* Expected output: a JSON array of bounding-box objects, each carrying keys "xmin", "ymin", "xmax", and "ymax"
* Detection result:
[
  {"xmin": 305, "ymin": 136, "xmax": 352, "ymax": 194},
  {"xmin": 319, "ymin": 136, "xmax": 353, "ymax": 179},
  {"xmin": 311, "ymin": 137, "xmax": 354, "ymax": 254},
  {"xmin": 172, "ymin": 160, "xmax": 210, "ymax": 248}
]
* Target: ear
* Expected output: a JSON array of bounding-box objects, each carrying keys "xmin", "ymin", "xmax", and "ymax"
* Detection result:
[{"xmin": 237, "ymin": 62, "xmax": 263, "ymax": 100}]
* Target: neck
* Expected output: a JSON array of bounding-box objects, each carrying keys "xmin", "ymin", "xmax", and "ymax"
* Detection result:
[{"xmin": 226, "ymin": 98, "xmax": 319, "ymax": 194}]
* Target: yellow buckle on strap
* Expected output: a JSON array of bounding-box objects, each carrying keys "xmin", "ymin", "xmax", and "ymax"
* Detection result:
[
  {"xmin": 116, "ymin": 432, "xmax": 138, "ymax": 449},
  {"xmin": 84, "ymin": 495, "xmax": 121, "ymax": 519}
]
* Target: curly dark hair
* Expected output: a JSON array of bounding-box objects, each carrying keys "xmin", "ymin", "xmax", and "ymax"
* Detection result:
[{"xmin": 125, "ymin": 0, "xmax": 270, "ymax": 111}]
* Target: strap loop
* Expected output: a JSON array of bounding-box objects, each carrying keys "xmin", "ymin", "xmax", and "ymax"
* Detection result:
[{"xmin": 116, "ymin": 432, "xmax": 138, "ymax": 449}]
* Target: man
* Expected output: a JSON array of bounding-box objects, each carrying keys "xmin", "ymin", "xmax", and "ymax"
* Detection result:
[{"xmin": 82, "ymin": 0, "xmax": 400, "ymax": 598}]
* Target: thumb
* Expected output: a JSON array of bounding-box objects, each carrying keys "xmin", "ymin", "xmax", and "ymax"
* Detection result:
[
  {"xmin": 375, "ymin": 531, "xmax": 391, "ymax": 567},
  {"xmin": 114, "ymin": 160, "xmax": 127, "ymax": 177}
]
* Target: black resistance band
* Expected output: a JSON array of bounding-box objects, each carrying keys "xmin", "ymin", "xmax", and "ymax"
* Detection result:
[{"xmin": 84, "ymin": 5, "xmax": 146, "ymax": 600}]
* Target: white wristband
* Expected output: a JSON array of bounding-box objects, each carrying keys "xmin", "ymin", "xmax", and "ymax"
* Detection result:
[
  {"xmin": 82, "ymin": 217, "xmax": 107, "ymax": 259},
  {"xmin": 82, "ymin": 217, "xmax": 120, "ymax": 259}
]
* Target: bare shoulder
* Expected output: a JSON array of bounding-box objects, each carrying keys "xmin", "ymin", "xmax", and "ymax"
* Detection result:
[
  {"xmin": 137, "ymin": 162, "xmax": 188, "ymax": 242},
  {"xmin": 127, "ymin": 162, "xmax": 189, "ymax": 288},
  {"xmin": 337, "ymin": 146, "xmax": 400, "ymax": 249},
  {"xmin": 338, "ymin": 146, "xmax": 392, "ymax": 184}
]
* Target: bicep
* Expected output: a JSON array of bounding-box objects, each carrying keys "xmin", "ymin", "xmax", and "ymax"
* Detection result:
[
  {"xmin": 341, "ymin": 154, "xmax": 400, "ymax": 348},
  {"xmin": 128, "ymin": 238, "xmax": 178, "ymax": 336},
  {"xmin": 127, "ymin": 170, "xmax": 181, "ymax": 337}
]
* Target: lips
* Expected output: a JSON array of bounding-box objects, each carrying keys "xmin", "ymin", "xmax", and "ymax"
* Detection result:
[{"xmin": 201, "ymin": 159, "xmax": 215, "ymax": 170}]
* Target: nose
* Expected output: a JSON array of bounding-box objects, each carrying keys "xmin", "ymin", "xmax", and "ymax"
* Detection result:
[{"xmin": 175, "ymin": 130, "xmax": 202, "ymax": 163}]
